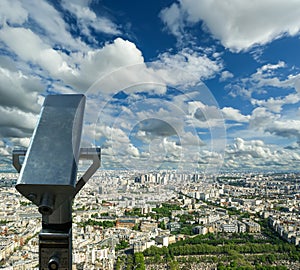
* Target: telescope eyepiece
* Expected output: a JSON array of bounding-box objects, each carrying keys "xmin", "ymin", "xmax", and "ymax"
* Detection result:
[
  {"xmin": 39, "ymin": 205, "xmax": 53, "ymax": 215},
  {"xmin": 48, "ymin": 256, "xmax": 60, "ymax": 269},
  {"xmin": 38, "ymin": 193, "xmax": 55, "ymax": 215}
]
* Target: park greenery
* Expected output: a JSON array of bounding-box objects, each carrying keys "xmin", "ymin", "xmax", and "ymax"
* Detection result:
[
  {"xmin": 74, "ymin": 201, "xmax": 299, "ymax": 269},
  {"xmin": 151, "ymin": 203, "xmax": 181, "ymax": 218},
  {"xmin": 142, "ymin": 231, "xmax": 300, "ymax": 269},
  {"xmin": 116, "ymin": 253, "xmax": 146, "ymax": 270},
  {"xmin": 124, "ymin": 203, "xmax": 182, "ymax": 220},
  {"xmin": 0, "ymin": 219, "xmax": 10, "ymax": 225},
  {"xmin": 19, "ymin": 201, "xmax": 32, "ymax": 206},
  {"xmin": 115, "ymin": 227, "xmax": 300, "ymax": 269},
  {"xmin": 115, "ymin": 240, "xmax": 130, "ymax": 251}
]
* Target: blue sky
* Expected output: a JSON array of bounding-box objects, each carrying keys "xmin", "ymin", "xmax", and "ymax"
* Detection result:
[{"xmin": 1, "ymin": 0, "xmax": 300, "ymax": 172}]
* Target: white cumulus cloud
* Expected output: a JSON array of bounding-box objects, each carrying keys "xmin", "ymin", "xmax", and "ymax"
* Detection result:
[{"xmin": 160, "ymin": 0, "xmax": 300, "ymax": 51}]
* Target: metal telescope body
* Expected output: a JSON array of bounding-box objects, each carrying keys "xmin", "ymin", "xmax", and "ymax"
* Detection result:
[{"xmin": 13, "ymin": 94, "xmax": 101, "ymax": 270}]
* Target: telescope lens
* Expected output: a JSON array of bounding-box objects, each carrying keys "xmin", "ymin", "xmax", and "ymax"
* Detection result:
[
  {"xmin": 39, "ymin": 205, "xmax": 53, "ymax": 215},
  {"xmin": 39, "ymin": 193, "xmax": 54, "ymax": 215},
  {"xmin": 48, "ymin": 257, "xmax": 59, "ymax": 269}
]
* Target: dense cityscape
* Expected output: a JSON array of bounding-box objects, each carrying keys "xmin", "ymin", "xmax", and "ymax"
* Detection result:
[{"xmin": 1, "ymin": 170, "xmax": 300, "ymax": 270}]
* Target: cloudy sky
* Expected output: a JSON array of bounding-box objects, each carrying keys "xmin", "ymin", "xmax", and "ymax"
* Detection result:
[{"xmin": 1, "ymin": 0, "xmax": 300, "ymax": 173}]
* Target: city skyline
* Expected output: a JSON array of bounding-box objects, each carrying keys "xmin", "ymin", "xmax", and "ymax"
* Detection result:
[
  {"xmin": 1, "ymin": 170, "xmax": 300, "ymax": 269},
  {"xmin": 1, "ymin": 1, "xmax": 300, "ymax": 172}
]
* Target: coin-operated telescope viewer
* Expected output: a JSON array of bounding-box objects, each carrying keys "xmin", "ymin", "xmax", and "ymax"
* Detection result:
[{"xmin": 13, "ymin": 94, "xmax": 101, "ymax": 270}]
